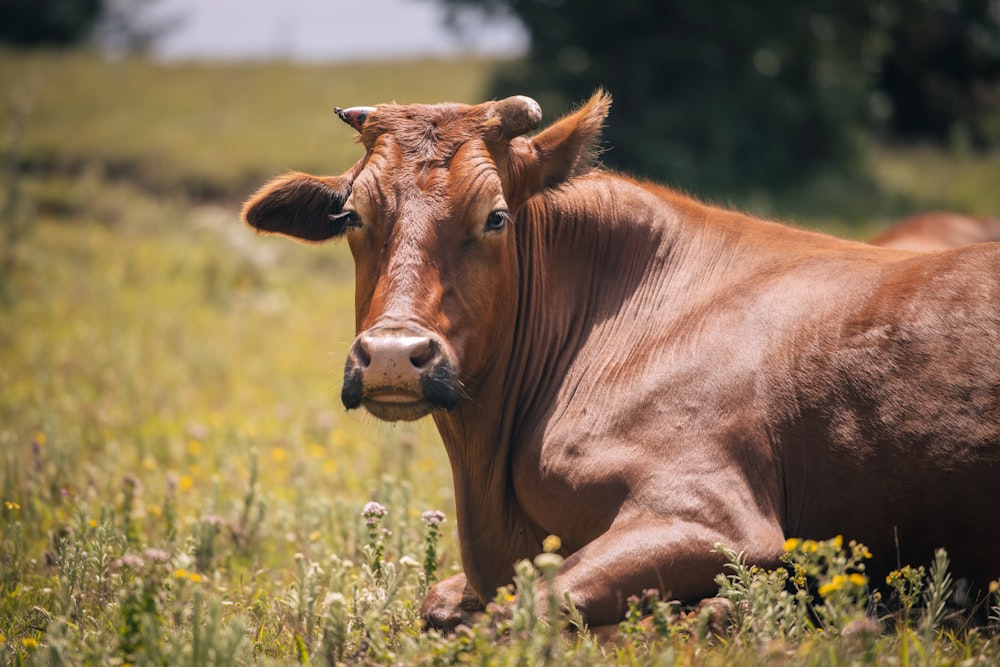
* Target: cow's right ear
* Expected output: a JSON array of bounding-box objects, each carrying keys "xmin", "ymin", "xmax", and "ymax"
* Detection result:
[{"xmin": 241, "ymin": 172, "xmax": 352, "ymax": 242}]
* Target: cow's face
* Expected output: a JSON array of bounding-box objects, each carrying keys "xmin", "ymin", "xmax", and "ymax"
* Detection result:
[{"xmin": 242, "ymin": 92, "xmax": 609, "ymax": 421}]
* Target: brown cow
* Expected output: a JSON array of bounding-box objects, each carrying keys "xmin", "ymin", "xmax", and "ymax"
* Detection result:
[
  {"xmin": 872, "ymin": 211, "xmax": 1000, "ymax": 251},
  {"xmin": 242, "ymin": 92, "xmax": 1000, "ymax": 631}
]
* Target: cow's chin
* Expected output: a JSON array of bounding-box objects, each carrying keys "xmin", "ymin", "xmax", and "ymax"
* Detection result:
[{"xmin": 362, "ymin": 398, "xmax": 436, "ymax": 422}]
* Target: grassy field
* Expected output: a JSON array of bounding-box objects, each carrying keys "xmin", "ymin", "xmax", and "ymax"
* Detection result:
[{"xmin": 1, "ymin": 50, "xmax": 999, "ymax": 665}]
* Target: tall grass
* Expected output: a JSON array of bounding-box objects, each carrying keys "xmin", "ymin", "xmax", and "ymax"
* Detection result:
[{"xmin": 1, "ymin": 50, "xmax": 998, "ymax": 664}]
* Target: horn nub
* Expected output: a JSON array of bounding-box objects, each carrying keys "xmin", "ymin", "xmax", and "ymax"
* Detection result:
[
  {"xmin": 335, "ymin": 106, "xmax": 376, "ymax": 131},
  {"xmin": 493, "ymin": 95, "xmax": 542, "ymax": 139}
]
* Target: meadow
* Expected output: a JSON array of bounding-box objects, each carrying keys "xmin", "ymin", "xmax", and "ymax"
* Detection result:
[{"xmin": 1, "ymin": 50, "xmax": 999, "ymax": 665}]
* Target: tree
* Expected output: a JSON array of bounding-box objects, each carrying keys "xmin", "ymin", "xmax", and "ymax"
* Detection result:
[
  {"xmin": 434, "ymin": 0, "xmax": 1000, "ymax": 195},
  {"xmin": 0, "ymin": 0, "xmax": 104, "ymax": 47},
  {"xmin": 0, "ymin": 0, "xmax": 178, "ymax": 56},
  {"xmin": 876, "ymin": 0, "xmax": 1000, "ymax": 149}
]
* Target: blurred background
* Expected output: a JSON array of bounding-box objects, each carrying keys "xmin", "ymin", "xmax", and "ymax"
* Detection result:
[
  {"xmin": 1, "ymin": 2, "xmax": 1000, "ymax": 660},
  {"xmin": 4, "ymin": 0, "xmax": 1000, "ymax": 212}
]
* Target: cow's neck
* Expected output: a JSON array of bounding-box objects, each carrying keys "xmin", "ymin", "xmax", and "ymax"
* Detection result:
[{"xmin": 428, "ymin": 174, "xmax": 702, "ymax": 599}]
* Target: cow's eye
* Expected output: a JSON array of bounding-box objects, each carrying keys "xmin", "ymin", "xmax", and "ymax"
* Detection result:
[
  {"xmin": 484, "ymin": 210, "xmax": 510, "ymax": 233},
  {"xmin": 330, "ymin": 210, "xmax": 363, "ymax": 231}
]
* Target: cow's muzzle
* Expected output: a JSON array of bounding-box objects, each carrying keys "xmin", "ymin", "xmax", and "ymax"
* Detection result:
[{"xmin": 341, "ymin": 328, "xmax": 458, "ymax": 421}]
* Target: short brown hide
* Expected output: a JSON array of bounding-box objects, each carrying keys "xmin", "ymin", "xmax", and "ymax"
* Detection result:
[
  {"xmin": 242, "ymin": 91, "xmax": 1000, "ymax": 631},
  {"xmin": 872, "ymin": 211, "xmax": 1000, "ymax": 251}
]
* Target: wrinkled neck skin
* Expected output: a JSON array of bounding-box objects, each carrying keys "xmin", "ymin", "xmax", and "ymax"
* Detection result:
[{"xmin": 431, "ymin": 172, "xmax": 730, "ymax": 602}]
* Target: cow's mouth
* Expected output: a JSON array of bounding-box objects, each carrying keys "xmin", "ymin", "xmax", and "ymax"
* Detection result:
[{"xmin": 361, "ymin": 394, "xmax": 437, "ymax": 422}]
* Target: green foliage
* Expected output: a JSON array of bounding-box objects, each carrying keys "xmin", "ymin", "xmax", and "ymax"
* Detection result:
[
  {"xmin": 440, "ymin": 0, "xmax": 1000, "ymax": 198},
  {"xmin": 0, "ymin": 0, "xmax": 103, "ymax": 47}
]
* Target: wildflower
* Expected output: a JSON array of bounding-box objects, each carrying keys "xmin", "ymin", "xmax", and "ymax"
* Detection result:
[
  {"xmin": 398, "ymin": 555, "xmax": 420, "ymax": 568},
  {"xmin": 308, "ymin": 530, "xmax": 322, "ymax": 542},
  {"xmin": 848, "ymin": 573, "xmax": 867, "ymax": 587},
  {"xmin": 421, "ymin": 509, "xmax": 446, "ymax": 527},
  {"xmin": 88, "ymin": 518, "xmax": 98, "ymax": 528},
  {"xmin": 142, "ymin": 548, "xmax": 171, "ymax": 564},
  {"xmin": 802, "ymin": 540, "xmax": 819, "ymax": 553},
  {"xmin": 832, "ymin": 534, "xmax": 843, "ymax": 550},
  {"xmin": 362, "ymin": 501, "xmax": 388, "ymax": 525},
  {"xmin": 783, "ymin": 537, "xmax": 800, "ymax": 552},
  {"xmin": 990, "ymin": 580, "xmax": 999, "ymax": 594},
  {"xmin": 22, "ymin": 637, "xmax": 38, "ymax": 649},
  {"xmin": 33, "ymin": 432, "xmax": 45, "ymax": 446},
  {"xmin": 178, "ymin": 475, "xmax": 194, "ymax": 491},
  {"xmin": 818, "ymin": 574, "xmax": 847, "ymax": 597},
  {"xmin": 307, "ymin": 443, "xmax": 326, "ymax": 458},
  {"xmin": 270, "ymin": 447, "xmax": 287, "ymax": 463},
  {"xmin": 122, "ymin": 473, "xmax": 142, "ymax": 492},
  {"xmin": 534, "ymin": 552, "xmax": 564, "ymax": 574},
  {"xmin": 4, "ymin": 500, "xmax": 20, "ymax": 511},
  {"xmin": 542, "ymin": 534, "xmax": 561, "ymax": 553},
  {"xmin": 186, "ymin": 439, "xmax": 203, "ymax": 457}
]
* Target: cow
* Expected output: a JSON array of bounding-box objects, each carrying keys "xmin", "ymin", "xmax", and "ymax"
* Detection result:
[
  {"xmin": 241, "ymin": 91, "xmax": 1000, "ymax": 632},
  {"xmin": 872, "ymin": 211, "xmax": 1000, "ymax": 251}
]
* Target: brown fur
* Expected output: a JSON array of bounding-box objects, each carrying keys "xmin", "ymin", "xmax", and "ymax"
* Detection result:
[
  {"xmin": 872, "ymin": 211, "xmax": 1000, "ymax": 251},
  {"xmin": 242, "ymin": 92, "xmax": 1000, "ymax": 631}
]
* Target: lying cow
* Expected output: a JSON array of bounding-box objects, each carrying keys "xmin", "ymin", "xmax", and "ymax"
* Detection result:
[
  {"xmin": 872, "ymin": 211, "xmax": 1000, "ymax": 251},
  {"xmin": 242, "ymin": 91, "xmax": 1000, "ymax": 631}
]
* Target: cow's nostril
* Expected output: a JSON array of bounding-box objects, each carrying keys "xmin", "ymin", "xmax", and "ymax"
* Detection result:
[
  {"xmin": 410, "ymin": 339, "xmax": 436, "ymax": 369},
  {"xmin": 355, "ymin": 339, "xmax": 372, "ymax": 368}
]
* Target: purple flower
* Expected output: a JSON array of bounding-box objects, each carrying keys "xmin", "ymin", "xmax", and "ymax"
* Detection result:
[
  {"xmin": 421, "ymin": 510, "xmax": 446, "ymax": 527},
  {"xmin": 362, "ymin": 501, "xmax": 388, "ymax": 520}
]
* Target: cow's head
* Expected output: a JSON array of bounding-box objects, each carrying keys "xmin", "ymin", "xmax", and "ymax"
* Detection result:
[{"xmin": 241, "ymin": 92, "xmax": 610, "ymax": 422}]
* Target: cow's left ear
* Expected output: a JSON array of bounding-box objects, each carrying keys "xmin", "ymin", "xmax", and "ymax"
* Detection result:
[
  {"xmin": 241, "ymin": 172, "xmax": 352, "ymax": 242},
  {"xmin": 506, "ymin": 90, "xmax": 610, "ymax": 201}
]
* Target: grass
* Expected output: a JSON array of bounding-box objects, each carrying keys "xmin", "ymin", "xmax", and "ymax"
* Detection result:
[{"xmin": 1, "ymin": 49, "xmax": 999, "ymax": 664}]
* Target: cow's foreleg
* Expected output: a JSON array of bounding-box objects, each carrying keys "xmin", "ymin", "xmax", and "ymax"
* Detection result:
[
  {"xmin": 545, "ymin": 518, "xmax": 782, "ymax": 628},
  {"xmin": 420, "ymin": 572, "xmax": 485, "ymax": 632}
]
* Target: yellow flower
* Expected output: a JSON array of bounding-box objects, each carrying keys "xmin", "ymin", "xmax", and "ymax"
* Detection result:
[
  {"xmin": 308, "ymin": 530, "xmax": 322, "ymax": 542},
  {"xmin": 186, "ymin": 439, "xmax": 203, "ymax": 457},
  {"xmin": 802, "ymin": 540, "xmax": 819, "ymax": 553},
  {"xmin": 4, "ymin": 501, "xmax": 20, "ymax": 511},
  {"xmin": 848, "ymin": 573, "xmax": 867, "ymax": 587},
  {"xmin": 179, "ymin": 475, "xmax": 194, "ymax": 491},
  {"xmin": 818, "ymin": 575, "xmax": 847, "ymax": 597},
  {"xmin": 832, "ymin": 535, "xmax": 843, "ymax": 550},
  {"xmin": 187, "ymin": 572, "xmax": 202, "ymax": 583},
  {"xmin": 270, "ymin": 447, "xmax": 288, "ymax": 463},
  {"xmin": 34, "ymin": 432, "xmax": 46, "ymax": 446},
  {"xmin": 783, "ymin": 537, "xmax": 800, "ymax": 552},
  {"xmin": 88, "ymin": 518, "xmax": 98, "ymax": 528},
  {"xmin": 989, "ymin": 580, "xmax": 999, "ymax": 594},
  {"xmin": 542, "ymin": 535, "xmax": 562, "ymax": 553},
  {"xmin": 307, "ymin": 444, "xmax": 326, "ymax": 458},
  {"xmin": 22, "ymin": 637, "xmax": 38, "ymax": 649}
]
